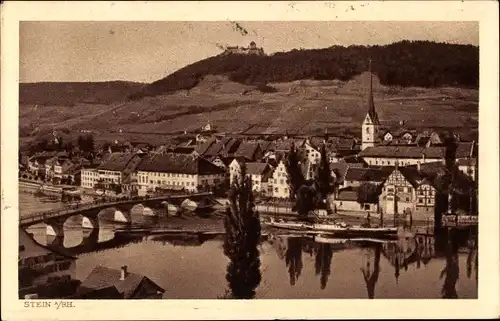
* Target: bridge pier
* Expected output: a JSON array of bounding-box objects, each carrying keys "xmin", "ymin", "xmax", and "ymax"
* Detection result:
[
  {"xmin": 45, "ymin": 218, "xmax": 66, "ymax": 248},
  {"xmin": 45, "ymin": 219, "xmax": 65, "ymax": 237},
  {"xmin": 80, "ymin": 227, "xmax": 100, "ymax": 251},
  {"xmin": 82, "ymin": 216, "xmax": 99, "ymax": 230}
]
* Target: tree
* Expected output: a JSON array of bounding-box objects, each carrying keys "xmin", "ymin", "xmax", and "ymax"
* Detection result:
[
  {"xmin": 316, "ymin": 144, "xmax": 333, "ymax": 202},
  {"xmin": 357, "ymin": 183, "xmax": 380, "ymax": 205},
  {"xmin": 77, "ymin": 134, "xmax": 95, "ymax": 155},
  {"xmin": 222, "ymin": 163, "xmax": 262, "ymax": 299},
  {"xmin": 285, "ymin": 144, "xmax": 305, "ymax": 201},
  {"xmin": 294, "ymin": 182, "xmax": 319, "ymax": 217}
]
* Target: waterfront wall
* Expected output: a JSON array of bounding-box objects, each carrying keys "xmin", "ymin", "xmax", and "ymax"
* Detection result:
[{"xmin": 19, "ymin": 180, "xmax": 63, "ymax": 195}]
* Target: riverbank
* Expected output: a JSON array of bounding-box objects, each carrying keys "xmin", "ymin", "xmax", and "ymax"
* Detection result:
[{"xmin": 19, "ymin": 180, "xmax": 63, "ymax": 196}]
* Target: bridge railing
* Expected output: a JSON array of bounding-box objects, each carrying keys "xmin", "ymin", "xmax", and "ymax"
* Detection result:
[{"xmin": 19, "ymin": 192, "xmax": 213, "ymax": 225}]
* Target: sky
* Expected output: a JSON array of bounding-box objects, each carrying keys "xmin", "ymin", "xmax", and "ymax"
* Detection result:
[{"xmin": 19, "ymin": 21, "xmax": 479, "ymax": 83}]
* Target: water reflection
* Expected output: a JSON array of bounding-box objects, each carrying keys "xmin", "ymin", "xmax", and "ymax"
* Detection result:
[
  {"xmin": 314, "ymin": 243, "xmax": 334, "ymax": 290},
  {"xmin": 360, "ymin": 244, "xmax": 381, "ymax": 299},
  {"xmin": 285, "ymin": 237, "xmax": 304, "ymax": 286}
]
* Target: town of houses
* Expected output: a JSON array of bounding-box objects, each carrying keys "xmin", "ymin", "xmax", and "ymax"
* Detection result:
[{"xmin": 19, "ymin": 69, "xmax": 478, "ymax": 222}]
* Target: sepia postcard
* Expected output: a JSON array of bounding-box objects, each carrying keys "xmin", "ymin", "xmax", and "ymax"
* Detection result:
[{"xmin": 1, "ymin": 1, "xmax": 499, "ymax": 320}]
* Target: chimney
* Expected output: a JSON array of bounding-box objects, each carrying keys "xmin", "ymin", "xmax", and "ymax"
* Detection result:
[
  {"xmin": 120, "ymin": 265, "xmax": 128, "ymax": 280},
  {"xmin": 417, "ymin": 161, "xmax": 421, "ymax": 172}
]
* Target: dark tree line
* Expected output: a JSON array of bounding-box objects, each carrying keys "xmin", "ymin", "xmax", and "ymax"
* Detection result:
[
  {"xmin": 20, "ymin": 81, "xmax": 144, "ymax": 106},
  {"xmin": 130, "ymin": 40, "xmax": 478, "ymax": 99}
]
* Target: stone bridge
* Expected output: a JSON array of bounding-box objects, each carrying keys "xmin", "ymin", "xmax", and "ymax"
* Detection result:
[{"xmin": 20, "ymin": 192, "xmax": 214, "ymax": 241}]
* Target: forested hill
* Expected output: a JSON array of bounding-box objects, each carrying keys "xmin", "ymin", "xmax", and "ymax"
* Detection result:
[
  {"xmin": 20, "ymin": 81, "xmax": 145, "ymax": 106},
  {"xmin": 130, "ymin": 40, "xmax": 478, "ymax": 100}
]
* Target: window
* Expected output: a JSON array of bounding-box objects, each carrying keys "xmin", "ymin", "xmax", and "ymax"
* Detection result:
[
  {"xmin": 275, "ymin": 187, "xmax": 278, "ymax": 192},
  {"xmin": 418, "ymin": 199, "xmax": 424, "ymax": 203},
  {"xmin": 405, "ymin": 197, "xmax": 410, "ymax": 202},
  {"xmin": 364, "ymin": 204, "xmax": 370, "ymax": 210}
]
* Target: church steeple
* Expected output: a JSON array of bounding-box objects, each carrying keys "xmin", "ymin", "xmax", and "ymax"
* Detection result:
[
  {"xmin": 361, "ymin": 58, "xmax": 380, "ymax": 151},
  {"xmin": 367, "ymin": 59, "xmax": 380, "ymax": 125}
]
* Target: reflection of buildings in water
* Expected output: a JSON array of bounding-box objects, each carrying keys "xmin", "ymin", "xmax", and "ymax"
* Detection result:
[
  {"xmin": 382, "ymin": 234, "xmax": 438, "ymax": 282},
  {"xmin": 268, "ymin": 234, "xmax": 287, "ymax": 260},
  {"xmin": 360, "ymin": 244, "xmax": 382, "ymax": 299},
  {"xmin": 382, "ymin": 237, "xmax": 418, "ymax": 280},
  {"xmin": 19, "ymin": 228, "xmax": 79, "ymax": 299},
  {"xmin": 415, "ymin": 234, "xmax": 435, "ymax": 266}
]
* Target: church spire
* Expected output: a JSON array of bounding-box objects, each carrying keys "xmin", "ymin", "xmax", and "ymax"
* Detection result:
[{"xmin": 367, "ymin": 58, "xmax": 379, "ymax": 125}]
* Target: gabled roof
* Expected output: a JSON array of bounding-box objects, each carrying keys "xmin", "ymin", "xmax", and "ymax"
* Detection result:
[
  {"xmin": 306, "ymin": 137, "xmax": 324, "ymax": 150},
  {"xmin": 98, "ymin": 153, "xmax": 139, "ymax": 172},
  {"xmin": 257, "ymin": 140, "xmax": 274, "ymax": 153},
  {"xmin": 336, "ymin": 186, "xmax": 359, "ymax": 202},
  {"xmin": 329, "ymin": 161, "xmax": 350, "ymax": 183},
  {"xmin": 77, "ymin": 265, "xmax": 164, "ymax": 299},
  {"xmin": 245, "ymin": 162, "xmax": 271, "ymax": 175},
  {"xmin": 203, "ymin": 141, "xmax": 225, "ymax": 157},
  {"xmin": 358, "ymin": 142, "xmax": 475, "ymax": 159},
  {"xmin": 234, "ymin": 142, "xmax": 261, "ymax": 160},
  {"xmin": 344, "ymin": 167, "xmax": 392, "ymax": 183},
  {"xmin": 169, "ymin": 146, "xmax": 196, "ymax": 154},
  {"xmin": 195, "ymin": 139, "xmax": 216, "ymax": 156},
  {"xmin": 137, "ymin": 153, "xmax": 225, "ymax": 175}
]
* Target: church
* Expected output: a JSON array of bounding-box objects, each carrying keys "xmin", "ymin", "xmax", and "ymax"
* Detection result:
[{"xmin": 358, "ymin": 61, "xmax": 477, "ymax": 168}]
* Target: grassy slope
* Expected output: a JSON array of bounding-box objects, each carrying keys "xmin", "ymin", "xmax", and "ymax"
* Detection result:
[{"xmin": 19, "ymin": 74, "xmax": 478, "ymax": 145}]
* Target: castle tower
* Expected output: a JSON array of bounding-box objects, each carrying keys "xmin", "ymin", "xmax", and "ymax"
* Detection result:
[{"xmin": 361, "ymin": 59, "xmax": 380, "ymax": 151}]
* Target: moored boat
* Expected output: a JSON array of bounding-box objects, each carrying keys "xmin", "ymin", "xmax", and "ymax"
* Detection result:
[
  {"xmin": 314, "ymin": 235, "xmax": 398, "ymax": 245},
  {"xmin": 264, "ymin": 218, "xmax": 398, "ymax": 238}
]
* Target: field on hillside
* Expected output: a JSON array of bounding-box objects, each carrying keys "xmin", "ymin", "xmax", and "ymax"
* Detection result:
[{"xmin": 19, "ymin": 74, "xmax": 478, "ymax": 145}]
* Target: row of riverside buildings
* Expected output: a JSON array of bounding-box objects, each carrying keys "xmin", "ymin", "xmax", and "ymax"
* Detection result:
[{"xmin": 22, "ymin": 66, "xmax": 477, "ymax": 221}]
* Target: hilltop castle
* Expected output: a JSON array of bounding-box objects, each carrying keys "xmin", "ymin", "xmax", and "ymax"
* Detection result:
[{"xmin": 222, "ymin": 41, "xmax": 265, "ymax": 56}]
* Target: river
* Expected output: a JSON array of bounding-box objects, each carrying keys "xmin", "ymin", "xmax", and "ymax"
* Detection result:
[{"xmin": 19, "ymin": 192, "xmax": 478, "ymax": 299}]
